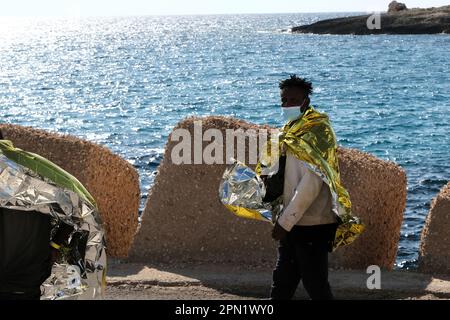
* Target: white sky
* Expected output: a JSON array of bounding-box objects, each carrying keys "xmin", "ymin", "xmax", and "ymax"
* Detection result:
[{"xmin": 1, "ymin": 0, "xmax": 449, "ymax": 16}]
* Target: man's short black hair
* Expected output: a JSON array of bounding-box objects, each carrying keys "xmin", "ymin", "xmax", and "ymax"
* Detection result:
[{"xmin": 279, "ymin": 74, "xmax": 313, "ymax": 96}]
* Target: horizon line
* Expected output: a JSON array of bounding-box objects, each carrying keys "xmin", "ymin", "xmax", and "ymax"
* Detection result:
[{"xmin": 0, "ymin": 10, "xmax": 386, "ymax": 18}]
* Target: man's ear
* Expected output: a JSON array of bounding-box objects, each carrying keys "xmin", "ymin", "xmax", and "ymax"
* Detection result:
[{"xmin": 301, "ymin": 97, "xmax": 310, "ymax": 112}]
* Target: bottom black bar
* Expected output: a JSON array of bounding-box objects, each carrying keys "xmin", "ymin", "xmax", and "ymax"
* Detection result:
[{"xmin": 1, "ymin": 300, "xmax": 448, "ymax": 319}]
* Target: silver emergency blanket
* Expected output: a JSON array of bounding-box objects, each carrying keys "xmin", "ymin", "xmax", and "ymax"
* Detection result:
[
  {"xmin": 219, "ymin": 159, "xmax": 282, "ymax": 223},
  {"xmin": 0, "ymin": 154, "xmax": 107, "ymax": 300}
]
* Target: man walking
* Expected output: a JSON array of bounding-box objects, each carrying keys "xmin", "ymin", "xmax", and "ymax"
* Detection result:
[{"xmin": 269, "ymin": 75, "xmax": 341, "ymax": 300}]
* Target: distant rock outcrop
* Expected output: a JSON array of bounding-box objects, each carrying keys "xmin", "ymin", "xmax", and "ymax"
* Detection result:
[
  {"xmin": 129, "ymin": 116, "xmax": 407, "ymax": 270},
  {"xmin": 0, "ymin": 124, "xmax": 140, "ymax": 258},
  {"xmin": 419, "ymin": 182, "xmax": 450, "ymax": 275},
  {"xmin": 292, "ymin": 4, "xmax": 450, "ymax": 35},
  {"xmin": 388, "ymin": 1, "xmax": 408, "ymax": 14}
]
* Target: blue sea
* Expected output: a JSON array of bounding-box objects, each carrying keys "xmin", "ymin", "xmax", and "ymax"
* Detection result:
[{"xmin": 1, "ymin": 13, "xmax": 449, "ymax": 269}]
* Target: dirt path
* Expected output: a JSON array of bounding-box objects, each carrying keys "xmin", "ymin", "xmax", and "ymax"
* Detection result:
[
  {"xmin": 106, "ymin": 284, "xmax": 258, "ymax": 300},
  {"xmin": 104, "ymin": 262, "xmax": 450, "ymax": 300}
]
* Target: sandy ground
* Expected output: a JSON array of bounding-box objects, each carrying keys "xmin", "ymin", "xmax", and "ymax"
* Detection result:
[
  {"xmin": 104, "ymin": 261, "xmax": 450, "ymax": 300},
  {"xmin": 105, "ymin": 284, "xmax": 448, "ymax": 300}
]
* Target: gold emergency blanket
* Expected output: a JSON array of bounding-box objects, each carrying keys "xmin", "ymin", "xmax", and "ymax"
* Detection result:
[
  {"xmin": 220, "ymin": 107, "xmax": 365, "ymax": 250},
  {"xmin": 0, "ymin": 140, "xmax": 107, "ymax": 299}
]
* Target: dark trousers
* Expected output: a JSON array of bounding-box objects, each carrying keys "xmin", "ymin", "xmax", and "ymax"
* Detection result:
[{"xmin": 270, "ymin": 223, "xmax": 338, "ymax": 300}]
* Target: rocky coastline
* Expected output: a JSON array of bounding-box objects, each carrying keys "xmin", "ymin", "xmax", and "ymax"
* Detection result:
[{"xmin": 292, "ymin": 2, "xmax": 450, "ymax": 35}]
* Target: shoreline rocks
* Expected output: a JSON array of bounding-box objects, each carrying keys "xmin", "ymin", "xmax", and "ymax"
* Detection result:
[
  {"xmin": 292, "ymin": 3, "xmax": 450, "ymax": 35},
  {"xmin": 330, "ymin": 147, "xmax": 407, "ymax": 270},
  {"xmin": 129, "ymin": 116, "xmax": 275, "ymax": 265},
  {"xmin": 419, "ymin": 182, "xmax": 450, "ymax": 275},
  {"xmin": 0, "ymin": 124, "xmax": 141, "ymax": 258}
]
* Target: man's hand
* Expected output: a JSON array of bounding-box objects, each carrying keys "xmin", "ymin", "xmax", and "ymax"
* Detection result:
[{"xmin": 272, "ymin": 222, "xmax": 288, "ymax": 241}]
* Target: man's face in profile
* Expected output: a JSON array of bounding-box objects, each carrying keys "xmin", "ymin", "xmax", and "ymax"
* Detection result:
[{"xmin": 280, "ymin": 87, "xmax": 307, "ymax": 108}]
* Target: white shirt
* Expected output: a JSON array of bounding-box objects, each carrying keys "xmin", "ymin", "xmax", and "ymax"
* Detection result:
[{"xmin": 277, "ymin": 150, "xmax": 337, "ymax": 231}]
